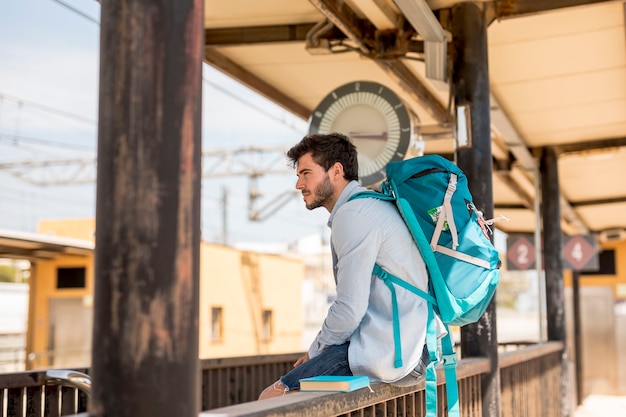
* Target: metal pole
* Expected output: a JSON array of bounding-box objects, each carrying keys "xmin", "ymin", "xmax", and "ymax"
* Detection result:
[
  {"xmin": 222, "ymin": 186, "xmax": 228, "ymax": 245},
  {"xmin": 534, "ymin": 164, "xmax": 546, "ymax": 342},
  {"xmin": 448, "ymin": 3, "xmax": 501, "ymax": 417},
  {"xmin": 573, "ymin": 270, "xmax": 584, "ymax": 405},
  {"xmin": 92, "ymin": 0, "xmax": 203, "ymax": 416},
  {"xmin": 540, "ymin": 146, "xmax": 571, "ymax": 416},
  {"xmin": 541, "ymin": 147, "xmax": 566, "ymax": 342}
]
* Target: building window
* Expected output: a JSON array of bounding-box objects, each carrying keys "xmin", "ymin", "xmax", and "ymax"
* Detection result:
[
  {"xmin": 56, "ymin": 267, "xmax": 86, "ymax": 289},
  {"xmin": 211, "ymin": 307, "xmax": 223, "ymax": 343},
  {"xmin": 262, "ymin": 309, "xmax": 273, "ymax": 342}
]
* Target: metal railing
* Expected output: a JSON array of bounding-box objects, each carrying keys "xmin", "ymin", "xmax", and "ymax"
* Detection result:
[
  {"xmin": 0, "ymin": 342, "xmax": 564, "ymax": 417},
  {"xmin": 0, "ymin": 368, "xmax": 91, "ymax": 416},
  {"xmin": 500, "ymin": 342, "xmax": 564, "ymax": 417},
  {"xmin": 201, "ymin": 356, "xmax": 490, "ymax": 417}
]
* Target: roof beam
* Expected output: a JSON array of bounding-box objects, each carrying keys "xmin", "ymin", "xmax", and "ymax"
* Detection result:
[
  {"xmin": 552, "ymin": 136, "xmax": 626, "ymax": 155},
  {"xmin": 308, "ymin": 0, "xmax": 450, "ymax": 122},
  {"xmin": 308, "ymin": 0, "xmax": 375, "ymax": 54},
  {"xmin": 570, "ymin": 196, "xmax": 626, "ymax": 207},
  {"xmin": 203, "ymin": 48, "xmax": 311, "ymax": 120},
  {"xmin": 205, "ymin": 23, "xmax": 346, "ymax": 46}
]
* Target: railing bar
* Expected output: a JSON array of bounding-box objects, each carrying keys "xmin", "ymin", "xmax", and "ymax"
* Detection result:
[
  {"xmin": 60, "ymin": 386, "xmax": 75, "ymax": 415},
  {"xmin": 7, "ymin": 387, "xmax": 22, "ymax": 417},
  {"xmin": 217, "ymin": 368, "xmax": 225, "ymax": 408},
  {"xmin": 77, "ymin": 389, "xmax": 88, "ymax": 414},
  {"xmin": 200, "ymin": 353, "xmax": 303, "ymax": 370},
  {"xmin": 201, "ymin": 364, "xmax": 209, "ymax": 411},
  {"xmin": 209, "ymin": 367, "xmax": 217, "ymax": 409},
  {"xmin": 44, "ymin": 385, "xmax": 59, "ymax": 417},
  {"xmin": 498, "ymin": 341, "xmax": 563, "ymax": 368},
  {"xmin": 25, "ymin": 386, "xmax": 42, "ymax": 417}
]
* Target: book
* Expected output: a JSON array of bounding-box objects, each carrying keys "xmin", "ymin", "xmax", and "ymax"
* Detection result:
[{"xmin": 299, "ymin": 375, "xmax": 370, "ymax": 392}]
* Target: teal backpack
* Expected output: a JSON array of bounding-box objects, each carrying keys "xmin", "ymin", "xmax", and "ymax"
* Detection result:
[{"xmin": 349, "ymin": 154, "xmax": 501, "ymax": 417}]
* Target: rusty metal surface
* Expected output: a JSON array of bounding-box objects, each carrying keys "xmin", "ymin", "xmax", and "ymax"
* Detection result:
[{"xmin": 91, "ymin": 0, "xmax": 204, "ymax": 416}]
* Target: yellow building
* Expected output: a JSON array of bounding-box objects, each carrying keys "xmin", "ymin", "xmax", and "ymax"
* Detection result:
[{"xmin": 23, "ymin": 218, "xmax": 304, "ymax": 369}]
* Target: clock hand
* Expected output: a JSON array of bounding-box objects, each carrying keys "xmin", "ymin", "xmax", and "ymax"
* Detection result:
[{"xmin": 349, "ymin": 131, "xmax": 388, "ymax": 140}]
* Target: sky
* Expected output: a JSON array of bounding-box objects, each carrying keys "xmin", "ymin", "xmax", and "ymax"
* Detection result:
[{"xmin": 0, "ymin": 0, "xmax": 330, "ymax": 247}]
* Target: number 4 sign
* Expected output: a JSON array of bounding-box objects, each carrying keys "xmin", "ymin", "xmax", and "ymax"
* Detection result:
[{"xmin": 562, "ymin": 235, "xmax": 599, "ymax": 272}]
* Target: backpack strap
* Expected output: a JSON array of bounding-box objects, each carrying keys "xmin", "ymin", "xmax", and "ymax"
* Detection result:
[
  {"xmin": 348, "ymin": 189, "xmax": 395, "ymax": 202},
  {"xmin": 441, "ymin": 330, "xmax": 460, "ymax": 417},
  {"xmin": 372, "ymin": 264, "xmax": 434, "ymax": 368},
  {"xmin": 373, "ymin": 264, "xmax": 458, "ymax": 417},
  {"xmin": 430, "ymin": 173, "xmax": 459, "ymax": 250}
]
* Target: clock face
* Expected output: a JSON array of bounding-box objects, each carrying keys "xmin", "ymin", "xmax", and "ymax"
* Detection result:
[{"xmin": 308, "ymin": 81, "xmax": 413, "ymax": 187}]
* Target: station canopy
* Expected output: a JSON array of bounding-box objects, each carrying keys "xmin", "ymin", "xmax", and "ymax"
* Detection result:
[{"xmin": 203, "ymin": 0, "xmax": 626, "ymax": 239}]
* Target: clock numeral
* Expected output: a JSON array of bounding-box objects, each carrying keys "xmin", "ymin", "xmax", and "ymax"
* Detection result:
[
  {"xmin": 314, "ymin": 111, "xmax": 323, "ymax": 118},
  {"xmin": 355, "ymin": 82, "xmax": 360, "ymax": 91}
]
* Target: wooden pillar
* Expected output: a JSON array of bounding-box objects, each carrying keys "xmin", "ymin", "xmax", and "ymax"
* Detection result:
[
  {"xmin": 448, "ymin": 3, "xmax": 500, "ymax": 417},
  {"xmin": 92, "ymin": 0, "xmax": 203, "ymax": 416},
  {"xmin": 541, "ymin": 146, "xmax": 571, "ymax": 416}
]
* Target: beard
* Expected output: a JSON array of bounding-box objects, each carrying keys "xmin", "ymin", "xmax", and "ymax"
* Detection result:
[{"xmin": 305, "ymin": 174, "xmax": 334, "ymax": 210}]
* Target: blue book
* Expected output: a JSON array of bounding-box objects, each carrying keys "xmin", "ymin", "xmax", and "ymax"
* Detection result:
[{"xmin": 299, "ymin": 375, "xmax": 370, "ymax": 392}]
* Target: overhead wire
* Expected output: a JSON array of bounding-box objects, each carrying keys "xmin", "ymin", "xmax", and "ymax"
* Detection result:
[
  {"xmin": 49, "ymin": 0, "xmax": 99, "ymax": 25},
  {"xmin": 0, "ymin": 93, "xmax": 97, "ymax": 126},
  {"xmin": 50, "ymin": 0, "xmax": 304, "ymax": 136},
  {"xmin": 0, "ymin": 132, "xmax": 95, "ymax": 152},
  {"xmin": 5, "ymin": 0, "xmax": 320, "ymax": 242}
]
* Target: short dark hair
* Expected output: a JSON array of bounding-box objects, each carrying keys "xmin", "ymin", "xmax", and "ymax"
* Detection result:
[{"xmin": 286, "ymin": 132, "xmax": 359, "ymax": 181}]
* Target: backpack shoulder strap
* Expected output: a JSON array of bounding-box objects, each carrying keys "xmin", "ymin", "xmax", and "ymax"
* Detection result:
[
  {"xmin": 348, "ymin": 189, "xmax": 395, "ymax": 202},
  {"xmin": 374, "ymin": 264, "xmax": 451, "ymax": 417}
]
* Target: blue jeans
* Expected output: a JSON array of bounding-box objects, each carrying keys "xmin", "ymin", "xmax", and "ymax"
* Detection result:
[
  {"xmin": 280, "ymin": 343, "xmax": 429, "ymax": 391},
  {"xmin": 280, "ymin": 343, "xmax": 352, "ymax": 391}
]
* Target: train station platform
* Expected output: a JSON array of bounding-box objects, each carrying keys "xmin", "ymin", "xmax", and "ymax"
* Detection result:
[{"xmin": 574, "ymin": 395, "xmax": 626, "ymax": 417}]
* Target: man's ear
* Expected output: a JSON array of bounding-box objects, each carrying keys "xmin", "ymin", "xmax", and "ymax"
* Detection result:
[{"xmin": 331, "ymin": 162, "xmax": 344, "ymax": 179}]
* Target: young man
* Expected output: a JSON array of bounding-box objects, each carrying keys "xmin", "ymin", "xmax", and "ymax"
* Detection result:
[{"xmin": 259, "ymin": 132, "xmax": 430, "ymax": 399}]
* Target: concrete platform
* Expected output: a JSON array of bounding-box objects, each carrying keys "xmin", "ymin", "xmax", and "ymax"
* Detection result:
[{"xmin": 574, "ymin": 395, "xmax": 626, "ymax": 417}]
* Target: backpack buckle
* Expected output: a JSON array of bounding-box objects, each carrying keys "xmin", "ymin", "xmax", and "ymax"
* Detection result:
[{"xmin": 442, "ymin": 353, "xmax": 457, "ymax": 368}]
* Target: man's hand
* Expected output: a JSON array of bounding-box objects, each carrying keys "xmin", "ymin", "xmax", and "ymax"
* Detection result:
[{"xmin": 294, "ymin": 353, "xmax": 309, "ymax": 367}]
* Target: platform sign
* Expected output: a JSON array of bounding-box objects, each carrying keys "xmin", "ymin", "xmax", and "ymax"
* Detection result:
[
  {"xmin": 562, "ymin": 234, "xmax": 599, "ymax": 271},
  {"xmin": 506, "ymin": 234, "xmax": 536, "ymax": 271}
]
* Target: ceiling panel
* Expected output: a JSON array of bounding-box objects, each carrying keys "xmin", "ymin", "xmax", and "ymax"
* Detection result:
[
  {"xmin": 576, "ymin": 202, "xmax": 626, "ymax": 230},
  {"xmin": 559, "ymin": 147, "xmax": 626, "ymax": 201},
  {"xmin": 204, "ymin": 1, "xmax": 320, "ymax": 28},
  {"xmin": 487, "ymin": 2, "xmax": 626, "ymax": 148}
]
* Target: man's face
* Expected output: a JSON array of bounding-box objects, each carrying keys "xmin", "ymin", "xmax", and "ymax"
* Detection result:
[{"xmin": 295, "ymin": 153, "xmax": 335, "ymax": 211}]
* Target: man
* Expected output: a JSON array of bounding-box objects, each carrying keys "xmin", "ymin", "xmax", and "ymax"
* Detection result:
[{"xmin": 259, "ymin": 132, "xmax": 430, "ymax": 399}]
